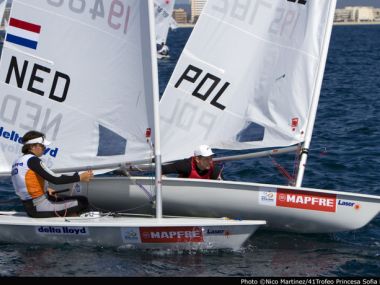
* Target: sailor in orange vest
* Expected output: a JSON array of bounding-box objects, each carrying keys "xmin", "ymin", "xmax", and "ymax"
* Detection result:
[
  {"xmin": 11, "ymin": 130, "xmax": 93, "ymax": 218},
  {"xmin": 162, "ymin": 145, "xmax": 223, "ymax": 180}
]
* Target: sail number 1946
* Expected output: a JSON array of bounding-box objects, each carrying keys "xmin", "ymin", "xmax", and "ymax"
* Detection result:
[
  {"xmin": 175, "ymin": 65, "xmax": 230, "ymax": 111},
  {"xmin": 46, "ymin": 0, "xmax": 130, "ymax": 34}
]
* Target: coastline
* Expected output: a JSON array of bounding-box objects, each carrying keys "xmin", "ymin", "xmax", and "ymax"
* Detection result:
[
  {"xmin": 176, "ymin": 23, "xmax": 195, "ymax": 28},
  {"xmin": 334, "ymin": 21, "xmax": 380, "ymax": 26},
  {"xmin": 2, "ymin": 21, "xmax": 380, "ymax": 30},
  {"xmin": 177, "ymin": 22, "xmax": 380, "ymax": 29}
]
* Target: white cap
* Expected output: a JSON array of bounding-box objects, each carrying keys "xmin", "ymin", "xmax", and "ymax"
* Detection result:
[
  {"xmin": 194, "ymin": 145, "xmax": 214, "ymax": 157},
  {"xmin": 24, "ymin": 136, "xmax": 51, "ymax": 147}
]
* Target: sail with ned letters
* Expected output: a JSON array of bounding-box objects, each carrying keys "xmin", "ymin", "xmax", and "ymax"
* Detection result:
[{"xmin": 0, "ymin": 0, "xmax": 156, "ymax": 174}]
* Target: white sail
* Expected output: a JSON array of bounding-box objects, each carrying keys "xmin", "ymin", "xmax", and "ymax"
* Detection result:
[
  {"xmin": 154, "ymin": 0, "xmax": 176, "ymax": 45},
  {"xmin": 160, "ymin": 0, "xmax": 336, "ymax": 163},
  {"xmin": 0, "ymin": 0, "xmax": 156, "ymax": 174}
]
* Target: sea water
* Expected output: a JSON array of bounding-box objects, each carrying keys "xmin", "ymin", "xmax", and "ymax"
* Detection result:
[{"xmin": 0, "ymin": 26, "xmax": 379, "ymax": 277}]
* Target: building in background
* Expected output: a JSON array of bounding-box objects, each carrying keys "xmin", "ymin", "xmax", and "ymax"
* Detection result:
[
  {"xmin": 175, "ymin": 2, "xmax": 191, "ymax": 20},
  {"xmin": 335, "ymin": 6, "xmax": 380, "ymax": 22},
  {"xmin": 374, "ymin": 9, "xmax": 380, "ymax": 21},
  {"xmin": 173, "ymin": 8, "xmax": 188, "ymax": 24},
  {"xmin": 190, "ymin": 0, "xmax": 206, "ymax": 24},
  {"xmin": 177, "ymin": 2, "xmax": 380, "ymax": 25}
]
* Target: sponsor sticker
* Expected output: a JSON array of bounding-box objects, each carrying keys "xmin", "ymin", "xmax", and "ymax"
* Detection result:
[
  {"xmin": 121, "ymin": 228, "xmax": 141, "ymax": 243},
  {"xmin": 276, "ymin": 188, "xmax": 337, "ymax": 212},
  {"xmin": 36, "ymin": 226, "xmax": 89, "ymax": 235},
  {"xmin": 72, "ymin": 183, "xmax": 81, "ymax": 194},
  {"xmin": 338, "ymin": 200, "xmax": 361, "ymax": 210},
  {"xmin": 259, "ymin": 189, "xmax": 277, "ymax": 206},
  {"xmin": 205, "ymin": 228, "xmax": 226, "ymax": 235},
  {"xmin": 139, "ymin": 227, "xmax": 203, "ymax": 243},
  {"xmin": 204, "ymin": 228, "xmax": 231, "ymax": 238}
]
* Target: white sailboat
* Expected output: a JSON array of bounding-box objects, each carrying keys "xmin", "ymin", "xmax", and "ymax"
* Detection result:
[
  {"xmin": 75, "ymin": 0, "xmax": 380, "ymax": 234},
  {"xmin": 0, "ymin": 0, "xmax": 264, "ymax": 250},
  {"xmin": 155, "ymin": 0, "xmax": 176, "ymax": 59}
]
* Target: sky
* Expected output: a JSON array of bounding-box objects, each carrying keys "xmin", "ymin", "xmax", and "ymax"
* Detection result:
[
  {"xmin": 336, "ymin": 0, "xmax": 380, "ymax": 7},
  {"xmin": 175, "ymin": 0, "xmax": 380, "ymax": 8}
]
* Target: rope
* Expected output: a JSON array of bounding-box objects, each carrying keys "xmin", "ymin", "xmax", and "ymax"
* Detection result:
[
  {"xmin": 90, "ymin": 136, "xmax": 156, "ymax": 212},
  {"xmin": 269, "ymin": 155, "xmax": 295, "ymax": 184},
  {"xmin": 269, "ymin": 144, "xmax": 302, "ymax": 185},
  {"xmin": 291, "ymin": 144, "xmax": 303, "ymax": 186},
  {"xmin": 269, "ymin": 145, "xmax": 328, "ymax": 186},
  {"xmin": 215, "ymin": 162, "xmax": 225, "ymax": 180},
  {"xmin": 124, "ymin": 169, "xmax": 155, "ymax": 203}
]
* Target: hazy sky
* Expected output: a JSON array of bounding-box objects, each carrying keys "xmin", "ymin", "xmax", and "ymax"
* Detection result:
[
  {"xmin": 175, "ymin": 0, "xmax": 380, "ymax": 8},
  {"xmin": 336, "ymin": 0, "xmax": 380, "ymax": 7}
]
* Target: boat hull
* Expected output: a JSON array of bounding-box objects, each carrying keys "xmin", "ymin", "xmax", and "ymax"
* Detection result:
[
  {"xmin": 0, "ymin": 211, "xmax": 264, "ymax": 250},
  {"xmin": 70, "ymin": 177, "xmax": 380, "ymax": 234}
]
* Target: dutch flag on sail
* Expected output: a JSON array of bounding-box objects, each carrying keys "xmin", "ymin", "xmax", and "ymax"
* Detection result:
[{"xmin": 5, "ymin": 18, "xmax": 41, "ymax": 50}]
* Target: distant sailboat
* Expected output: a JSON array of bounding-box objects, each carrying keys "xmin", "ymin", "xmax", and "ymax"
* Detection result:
[
  {"xmin": 155, "ymin": 0, "xmax": 177, "ymax": 59},
  {"xmin": 0, "ymin": 0, "xmax": 6, "ymax": 26},
  {"xmin": 0, "ymin": 2, "xmax": 7, "ymax": 62},
  {"xmin": 0, "ymin": 0, "xmax": 6, "ymax": 35},
  {"xmin": 0, "ymin": 0, "xmax": 264, "ymax": 249}
]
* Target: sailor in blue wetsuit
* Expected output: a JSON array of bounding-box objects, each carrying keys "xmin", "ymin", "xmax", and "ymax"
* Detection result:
[{"xmin": 11, "ymin": 130, "xmax": 94, "ymax": 218}]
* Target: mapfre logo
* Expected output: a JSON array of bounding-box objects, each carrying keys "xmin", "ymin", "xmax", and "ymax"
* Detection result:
[
  {"xmin": 139, "ymin": 227, "xmax": 204, "ymax": 243},
  {"xmin": 276, "ymin": 189, "xmax": 337, "ymax": 212}
]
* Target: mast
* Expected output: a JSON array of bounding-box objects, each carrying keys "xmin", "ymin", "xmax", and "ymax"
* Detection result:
[
  {"xmin": 295, "ymin": 0, "xmax": 337, "ymax": 187},
  {"xmin": 148, "ymin": 0, "xmax": 163, "ymax": 219}
]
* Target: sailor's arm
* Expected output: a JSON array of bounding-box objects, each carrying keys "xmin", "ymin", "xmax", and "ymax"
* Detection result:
[
  {"xmin": 27, "ymin": 156, "xmax": 93, "ymax": 184},
  {"xmin": 162, "ymin": 159, "xmax": 191, "ymax": 177}
]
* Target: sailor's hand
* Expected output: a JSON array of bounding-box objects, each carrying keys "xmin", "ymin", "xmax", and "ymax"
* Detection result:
[
  {"xmin": 80, "ymin": 170, "xmax": 94, "ymax": 182},
  {"xmin": 47, "ymin": 188, "xmax": 58, "ymax": 198}
]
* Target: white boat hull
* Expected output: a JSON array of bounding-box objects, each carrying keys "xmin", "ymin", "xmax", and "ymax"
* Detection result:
[
  {"xmin": 71, "ymin": 177, "xmax": 380, "ymax": 234},
  {"xmin": 0, "ymin": 211, "xmax": 264, "ymax": 250}
]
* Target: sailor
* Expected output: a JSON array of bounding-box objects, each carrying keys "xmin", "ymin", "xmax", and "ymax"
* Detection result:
[
  {"xmin": 157, "ymin": 42, "xmax": 169, "ymax": 56},
  {"xmin": 11, "ymin": 130, "xmax": 94, "ymax": 218},
  {"xmin": 156, "ymin": 42, "xmax": 163, "ymax": 52},
  {"xmin": 162, "ymin": 145, "xmax": 223, "ymax": 180}
]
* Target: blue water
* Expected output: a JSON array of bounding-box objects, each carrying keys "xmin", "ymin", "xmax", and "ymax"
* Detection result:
[{"xmin": 0, "ymin": 25, "xmax": 379, "ymax": 277}]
